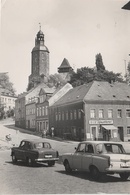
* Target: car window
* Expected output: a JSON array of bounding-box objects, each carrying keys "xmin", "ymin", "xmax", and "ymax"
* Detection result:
[
  {"xmin": 96, "ymin": 144, "xmax": 103, "ymax": 154},
  {"xmin": 104, "ymin": 144, "xmax": 125, "ymax": 154},
  {"xmin": 85, "ymin": 144, "xmax": 94, "ymax": 153},
  {"xmin": 19, "ymin": 141, "xmax": 26, "ymax": 148},
  {"xmin": 34, "ymin": 142, "xmax": 51, "ymax": 149},
  {"xmin": 26, "ymin": 142, "xmax": 32, "ymax": 150},
  {"xmin": 77, "ymin": 143, "xmax": 86, "ymax": 152}
]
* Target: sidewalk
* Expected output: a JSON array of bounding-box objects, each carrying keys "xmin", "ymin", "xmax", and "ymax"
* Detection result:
[{"xmin": 0, "ymin": 118, "xmax": 78, "ymax": 150}]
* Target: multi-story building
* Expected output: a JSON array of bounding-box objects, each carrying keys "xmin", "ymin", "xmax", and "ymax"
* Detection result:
[
  {"xmin": 15, "ymin": 92, "xmax": 27, "ymax": 128},
  {"xmin": 36, "ymin": 87, "xmax": 55, "ymax": 133},
  {"xmin": 0, "ymin": 90, "xmax": 17, "ymax": 112},
  {"xmin": 49, "ymin": 81, "xmax": 130, "ymax": 141}
]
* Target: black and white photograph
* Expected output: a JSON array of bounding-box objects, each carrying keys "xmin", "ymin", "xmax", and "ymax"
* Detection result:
[{"xmin": 0, "ymin": 0, "xmax": 130, "ymax": 194}]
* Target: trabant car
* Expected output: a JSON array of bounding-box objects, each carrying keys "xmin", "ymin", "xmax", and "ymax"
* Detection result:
[
  {"xmin": 61, "ymin": 141, "xmax": 130, "ymax": 180},
  {"xmin": 11, "ymin": 139, "xmax": 59, "ymax": 166}
]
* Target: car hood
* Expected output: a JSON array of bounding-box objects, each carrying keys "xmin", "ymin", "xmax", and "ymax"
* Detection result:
[{"xmin": 103, "ymin": 153, "xmax": 130, "ymax": 162}]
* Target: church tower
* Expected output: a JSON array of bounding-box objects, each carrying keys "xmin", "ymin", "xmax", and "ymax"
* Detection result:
[{"xmin": 29, "ymin": 24, "xmax": 49, "ymax": 87}]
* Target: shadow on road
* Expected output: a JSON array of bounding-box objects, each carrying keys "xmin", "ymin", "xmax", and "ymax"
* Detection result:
[
  {"xmin": 55, "ymin": 170, "xmax": 130, "ymax": 183},
  {"xmin": 5, "ymin": 161, "xmax": 53, "ymax": 168}
]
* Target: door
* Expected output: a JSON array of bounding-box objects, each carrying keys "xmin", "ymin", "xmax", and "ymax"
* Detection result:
[
  {"xmin": 118, "ymin": 127, "xmax": 124, "ymax": 141},
  {"xmin": 72, "ymin": 143, "xmax": 86, "ymax": 170},
  {"xmin": 82, "ymin": 144, "xmax": 93, "ymax": 171},
  {"xmin": 90, "ymin": 126, "xmax": 97, "ymax": 140}
]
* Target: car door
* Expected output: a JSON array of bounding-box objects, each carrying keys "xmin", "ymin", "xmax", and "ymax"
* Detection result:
[
  {"xmin": 82, "ymin": 144, "xmax": 94, "ymax": 171},
  {"xmin": 15, "ymin": 141, "xmax": 27, "ymax": 160},
  {"xmin": 72, "ymin": 143, "xmax": 86, "ymax": 170}
]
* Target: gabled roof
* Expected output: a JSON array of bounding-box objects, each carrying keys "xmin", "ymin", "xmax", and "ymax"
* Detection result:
[
  {"xmin": 39, "ymin": 87, "xmax": 55, "ymax": 96},
  {"xmin": 51, "ymin": 82, "xmax": 93, "ymax": 107},
  {"xmin": 51, "ymin": 81, "xmax": 130, "ymax": 107},
  {"xmin": 58, "ymin": 58, "xmax": 71, "ymax": 69}
]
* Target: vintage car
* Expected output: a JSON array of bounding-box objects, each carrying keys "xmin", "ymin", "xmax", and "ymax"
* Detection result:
[
  {"xmin": 61, "ymin": 141, "xmax": 130, "ymax": 181},
  {"xmin": 11, "ymin": 139, "xmax": 59, "ymax": 166}
]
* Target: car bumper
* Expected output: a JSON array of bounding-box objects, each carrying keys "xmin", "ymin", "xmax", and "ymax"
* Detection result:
[
  {"xmin": 106, "ymin": 167, "xmax": 130, "ymax": 173},
  {"xmin": 35, "ymin": 158, "xmax": 59, "ymax": 162}
]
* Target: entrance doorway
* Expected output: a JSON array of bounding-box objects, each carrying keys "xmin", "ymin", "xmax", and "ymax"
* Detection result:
[
  {"xmin": 118, "ymin": 127, "xmax": 124, "ymax": 141},
  {"xmin": 90, "ymin": 126, "xmax": 97, "ymax": 140}
]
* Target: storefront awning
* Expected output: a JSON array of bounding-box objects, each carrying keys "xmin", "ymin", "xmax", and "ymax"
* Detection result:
[{"xmin": 102, "ymin": 125, "xmax": 117, "ymax": 130}]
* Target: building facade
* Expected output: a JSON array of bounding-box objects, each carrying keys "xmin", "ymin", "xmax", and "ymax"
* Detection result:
[{"xmin": 49, "ymin": 81, "xmax": 130, "ymax": 141}]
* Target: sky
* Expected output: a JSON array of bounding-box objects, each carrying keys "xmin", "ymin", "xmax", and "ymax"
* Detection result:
[{"xmin": 0, "ymin": 0, "xmax": 130, "ymax": 94}]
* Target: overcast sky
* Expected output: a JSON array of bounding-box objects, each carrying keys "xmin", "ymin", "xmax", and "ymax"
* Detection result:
[{"xmin": 0, "ymin": 0, "xmax": 130, "ymax": 94}]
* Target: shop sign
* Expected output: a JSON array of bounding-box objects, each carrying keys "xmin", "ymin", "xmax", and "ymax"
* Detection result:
[{"xmin": 89, "ymin": 120, "xmax": 113, "ymax": 125}]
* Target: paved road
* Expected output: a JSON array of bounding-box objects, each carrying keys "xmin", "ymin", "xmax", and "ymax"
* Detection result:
[{"xmin": 0, "ymin": 150, "xmax": 130, "ymax": 194}]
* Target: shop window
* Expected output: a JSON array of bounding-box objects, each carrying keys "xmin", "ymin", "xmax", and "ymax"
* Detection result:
[
  {"xmin": 126, "ymin": 109, "xmax": 130, "ymax": 118},
  {"xmin": 117, "ymin": 109, "xmax": 122, "ymax": 118},
  {"xmin": 99, "ymin": 109, "xmax": 104, "ymax": 118},
  {"xmin": 127, "ymin": 127, "xmax": 130, "ymax": 134},
  {"xmin": 108, "ymin": 109, "xmax": 113, "ymax": 118},
  {"xmin": 90, "ymin": 109, "xmax": 96, "ymax": 118}
]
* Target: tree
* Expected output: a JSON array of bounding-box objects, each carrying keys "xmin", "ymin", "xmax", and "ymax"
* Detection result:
[
  {"xmin": 95, "ymin": 53, "xmax": 105, "ymax": 71},
  {"xmin": 69, "ymin": 66, "xmax": 123, "ymax": 87},
  {"xmin": 0, "ymin": 73, "xmax": 16, "ymax": 94}
]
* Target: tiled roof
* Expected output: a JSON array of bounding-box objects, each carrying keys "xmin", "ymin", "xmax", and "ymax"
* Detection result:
[
  {"xmin": 51, "ymin": 81, "xmax": 130, "ymax": 107},
  {"xmin": 0, "ymin": 88, "xmax": 16, "ymax": 97},
  {"xmin": 51, "ymin": 82, "xmax": 93, "ymax": 106},
  {"xmin": 84, "ymin": 81, "xmax": 130, "ymax": 102}
]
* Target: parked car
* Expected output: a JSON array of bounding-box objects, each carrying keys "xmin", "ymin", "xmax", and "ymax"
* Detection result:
[
  {"xmin": 61, "ymin": 141, "xmax": 130, "ymax": 181},
  {"xmin": 11, "ymin": 139, "xmax": 59, "ymax": 166}
]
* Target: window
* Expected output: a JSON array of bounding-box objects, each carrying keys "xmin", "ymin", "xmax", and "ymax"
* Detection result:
[
  {"xmin": 126, "ymin": 109, "xmax": 130, "ymax": 118},
  {"xmin": 74, "ymin": 110, "xmax": 77, "ymax": 120},
  {"xmin": 77, "ymin": 143, "xmax": 86, "ymax": 152},
  {"xmin": 39, "ymin": 107, "xmax": 42, "ymax": 116},
  {"xmin": 90, "ymin": 109, "xmax": 95, "ymax": 118},
  {"xmin": 108, "ymin": 109, "xmax": 113, "ymax": 118},
  {"xmin": 62, "ymin": 111, "xmax": 64, "ymax": 120},
  {"xmin": 66, "ymin": 111, "xmax": 68, "ymax": 120},
  {"xmin": 58, "ymin": 112, "xmax": 61, "ymax": 120},
  {"xmin": 42, "ymin": 107, "xmax": 45, "ymax": 116},
  {"xmin": 127, "ymin": 127, "xmax": 130, "ymax": 134},
  {"xmin": 117, "ymin": 109, "xmax": 122, "ymax": 118},
  {"xmin": 46, "ymin": 106, "xmax": 48, "ymax": 115},
  {"xmin": 37, "ymin": 108, "xmax": 39, "ymax": 116},
  {"xmin": 99, "ymin": 109, "xmax": 103, "ymax": 118},
  {"xmin": 85, "ymin": 144, "xmax": 94, "ymax": 153},
  {"xmin": 55, "ymin": 112, "xmax": 58, "ymax": 121},
  {"xmin": 78, "ymin": 109, "xmax": 81, "ymax": 119},
  {"xmin": 70, "ymin": 111, "xmax": 73, "ymax": 120}
]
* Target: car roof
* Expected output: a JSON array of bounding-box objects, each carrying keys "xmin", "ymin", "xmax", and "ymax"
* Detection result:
[
  {"xmin": 21, "ymin": 138, "xmax": 50, "ymax": 144},
  {"xmin": 80, "ymin": 141, "xmax": 123, "ymax": 145}
]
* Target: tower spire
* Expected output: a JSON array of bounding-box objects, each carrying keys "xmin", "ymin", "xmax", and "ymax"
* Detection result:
[{"xmin": 39, "ymin": 23, "xmax": 41, "ymax": 31}]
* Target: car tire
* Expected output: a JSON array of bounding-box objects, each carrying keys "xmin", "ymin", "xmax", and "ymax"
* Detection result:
[
  {"xmin": 90, "ymin": 166, "xmax": 100, "ymax": 180},
  {"xmin": 119, "ymin": 173, "xmax": 129, "ymax": 181},
  {"xmin": 64, "ymin": 160, "xmax": 72, "ymax": 173},
  {"xmin": 48, "ymin": 161, "xmax": 55, "ymax": 167},
  {"xmin": 26, "ymin": 158, "xmax": 34, "ymax": 167},
  {"xmin": 12, "ymin": 153, "xmax": 17, "ymax": 164}
]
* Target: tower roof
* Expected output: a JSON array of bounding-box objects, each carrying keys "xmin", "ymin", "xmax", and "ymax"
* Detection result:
[
  {"xmin": 58, "ymin": 58, "xmax": 71, "ymax": 69},
  {"xmin": 122, "ymin": 1, "xmax": 130, "ymax": 10}
]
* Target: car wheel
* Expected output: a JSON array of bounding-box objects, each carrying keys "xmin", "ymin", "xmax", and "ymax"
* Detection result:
[
  {"xmin": 119, "ymin": 173, "xmax": 129, "ymax": 181},
  {"xmin": 12, "ymin": 153, "xmax": 17, "ymax": 163},
  {"xmin": 90, "ymin": 166, "xmax": 100, "ymax": 180},
  {"xmin": 26, "ymin": 158, "xmax": 34, "ymax": 167},
  {"xmin": 48, "ymin": 161, "xmax": 55, "ymax": 167},
  {"xmin": 64, "ymin": 160, "xmax": 72, "ymax": 173}
]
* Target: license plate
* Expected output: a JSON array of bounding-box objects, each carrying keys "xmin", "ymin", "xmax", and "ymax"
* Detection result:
[
  {"xmin": 120, "ymin": 163, "xmax": 130, "ymax": 168},
  {"xmin": 45, "ymin": 155, "xmax": 52, "ymax": 158}
]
